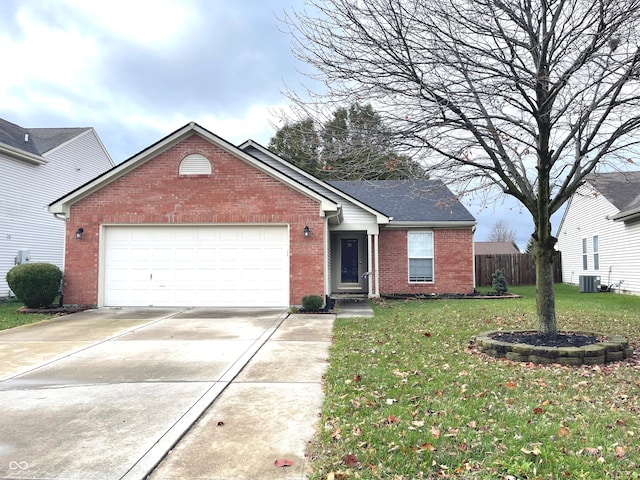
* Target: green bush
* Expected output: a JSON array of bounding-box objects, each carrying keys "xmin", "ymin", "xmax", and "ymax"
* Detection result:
[
  {"xmin": 491, "ymin": 268, "xmax": 508, "ymax": 294},
  {"xmin": 302, "ymin": 294, "xmax": 324, "ymax": 312},
  {"xmin": 6, "ymin": 263, "xmax": 63, "ymax": 308}
]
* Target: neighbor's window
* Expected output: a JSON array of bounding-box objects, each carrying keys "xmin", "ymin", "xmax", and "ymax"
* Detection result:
[
  {"xmin": 593, "ymin": 235, "xmax": 599, "ymax": 270},
  {"xmin": 582, "ymin": 237, "xmax": 588, "ymax": 270},
  {"xmin": 408, "ymin": 231, "xmax": 434, "ymax": 282}
]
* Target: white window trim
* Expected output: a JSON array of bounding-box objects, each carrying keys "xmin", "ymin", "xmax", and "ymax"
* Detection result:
[{"xmin": 407, "ymin": 230, "xmax": 434, "ymax": 283}]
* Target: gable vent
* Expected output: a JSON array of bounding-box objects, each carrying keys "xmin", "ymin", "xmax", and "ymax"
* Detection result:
[{"xmin": 179, "ymin": 154, "xmax": 212, "ymax": 175}]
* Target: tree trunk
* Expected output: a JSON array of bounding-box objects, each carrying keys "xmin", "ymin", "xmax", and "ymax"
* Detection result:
[
  {"xmin": 534, "ymin": 245, "xmax": 557, "ymax": 336},
  {"xmin": 533, "ymin": 169, "xmax": 558, "ymax": 335}
]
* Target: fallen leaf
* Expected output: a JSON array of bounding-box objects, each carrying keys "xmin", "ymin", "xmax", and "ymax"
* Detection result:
[
  {"xmin": 533, "ymin": 407, "xmax": 544, "ymax": 415},
  {"xmin": 387, "ymin": 414, "xmax": 400, "ymax": 424},
  {"xmin": 616, "ymin": 446, "xmax": 626, "ymax": 458},
  {"xmin": 412, "ymin": 420, "xmax": 425, "ymax": 427},
  {"xmin": 467, "ymin": 421, "xmax": 477, "ymax": 429},
  {"xmin": 413, "ymin": 442, "xmax": 436, "ymax": 452},
  {"xmin": 505, "ymin": 381, "xmax": 517, "ymax": 388},
  {"xmin": 353, "ymin": 374, "xmax": 362, "ymax": 382},
  {"xmin": 386, "ymin": 398, "xmax": 397, "ymax": 405},
  {"xmin": 274, "ymin": 458, "xmax": 293, "ymax": 468},
  {"xmin": 558, "ymin": 426, "xmax": 571, "ymax": 437},
  {"xmin": 344, "ymin": 453, "xmax": 359, "ymax": 468},
  {"xmin": 583, "ymin": 447, "xmax": 601, "ymax": 456},
  {"xmin": 521, "ymin": 447, "xmax": 541, "ymax": 456},
  {"xmin": 424, "ymin": 332, "xmax": 432, "ymax": 337},
  {"xmin": 431, "ymin": 425, "xmax": 441, "ymax": 438}
]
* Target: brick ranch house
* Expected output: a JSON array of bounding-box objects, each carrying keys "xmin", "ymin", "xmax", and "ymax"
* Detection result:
[{"xmin": 49, "ymin": 122, "xmax": 477, "ymax": 308}]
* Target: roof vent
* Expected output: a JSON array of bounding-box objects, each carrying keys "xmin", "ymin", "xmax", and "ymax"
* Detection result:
[{"xmin": 179, "ymin": 154, "xmax": 212, "ymax": 175}]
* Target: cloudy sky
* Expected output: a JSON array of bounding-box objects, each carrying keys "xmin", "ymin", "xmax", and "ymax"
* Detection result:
[{"xmin": 0, "ymin": 0, "xmax": 561, "ymax": 249}]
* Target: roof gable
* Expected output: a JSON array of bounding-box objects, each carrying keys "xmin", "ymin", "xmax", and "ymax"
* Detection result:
[
  {"xmin": 0, "ymin": 117, "xmax": 91, "ymax": 165},
  {"xmin": 585, "ymin": 171, "xmax": 640, "ymax": 222},
  {"xmin": 239, "ymin": 140, "xmax": 389, "ymax": 224},
  {"xmin": 49, "ymin": 122, "xmax": 340, "ymax": 217},
  {"xmin": 586, "ymin": 171, "xmax": 640, "ymax": 211},
  {"xmin": 328, "ymin": 180, "xmax": 476, "ymax": 224}
]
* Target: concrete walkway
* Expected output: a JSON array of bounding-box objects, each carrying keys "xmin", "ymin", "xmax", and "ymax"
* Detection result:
[
  {"xmin": 148, "ymin": 313, "xmax": 333, "ymax": 480},
  {"xmin": 335, "ymin": 298, "xmax": 375, "ymax": 318}
]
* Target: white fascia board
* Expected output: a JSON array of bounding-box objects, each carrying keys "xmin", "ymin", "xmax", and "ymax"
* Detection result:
[
  {"xmin": 330, "ymin": 222, "xmax": 380, "ymax": 235},
  {"xmin": 383, "ymin": 221, "xmax": 477, "ymax": 229},
  {"xmin": 0, "ymin": 143, "xmax": 47, "ymax": 165},
  {"xmin": 239, "ymin": 140, "xmax": 390, "ymax": 224}
]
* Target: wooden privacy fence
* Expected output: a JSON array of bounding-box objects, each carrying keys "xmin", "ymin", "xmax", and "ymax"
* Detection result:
[{"xmin": 475, "ymin": 252, "xmax": 563, "ymax": 287}]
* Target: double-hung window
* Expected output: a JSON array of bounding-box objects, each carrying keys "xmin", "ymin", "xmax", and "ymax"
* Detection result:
[
  {"xmin": 582, "ymin": 238, "xmax": 588, "ymax": 270},
  {"xmin": 408, "ymin": 231, "xmax": 434, "ymax": 282},
  {"xmin": 593, "ymin": 235, "xmax": 599, "ymax": 270}
]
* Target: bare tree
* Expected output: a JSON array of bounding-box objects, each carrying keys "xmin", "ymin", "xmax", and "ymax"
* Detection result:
[
  {"xmin": 487, "ymin": 220, "xmax": 517, "ymax": 244},
  {"xmin": 284, "ymin": 0, "xmax": 640, "ymax": 335}
]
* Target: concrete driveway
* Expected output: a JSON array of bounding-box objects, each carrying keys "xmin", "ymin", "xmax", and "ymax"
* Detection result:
[{"xmin": 0, "ymin": 307, "xmax": 333, "ymax": 480}]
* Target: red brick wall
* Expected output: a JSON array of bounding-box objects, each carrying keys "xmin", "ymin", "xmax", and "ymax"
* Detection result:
[
  {"xmin": 378, "ymin": 228, "xmax": 475, "ymax": 295},
  {"xmin": 63, "ymin": 134, "xmax": 325, "ymax": 306}
]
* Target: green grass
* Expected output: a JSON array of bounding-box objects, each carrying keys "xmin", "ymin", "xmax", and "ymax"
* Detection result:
[
  {"xmin": 0, "ymin": 298, "xmax": 60, "ymax": 331},
  {"xmin": 309, "ymin": 284, "xmax": 640, "ymax": 479}
]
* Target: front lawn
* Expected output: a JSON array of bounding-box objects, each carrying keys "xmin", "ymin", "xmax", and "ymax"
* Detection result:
[
  {"xmin": 310, "ymin": 284, "xmax": 640, "ymax": 479},
  {"xmin": 0, "ymin": 299, "xmax": 60, "ymax": 331}
]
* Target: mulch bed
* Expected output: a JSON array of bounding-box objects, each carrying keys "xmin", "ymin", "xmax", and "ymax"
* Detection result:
[
  {"xmin": 383, "ymin": 291, "xmax": 520, "ymax": 300},
  {"xmin": 492, "ymin": 331, "xmax": 600, "ymax": 348},
  {"xmin": 17, "ymin": 305, "xmax": 90, "ymax": 315}
]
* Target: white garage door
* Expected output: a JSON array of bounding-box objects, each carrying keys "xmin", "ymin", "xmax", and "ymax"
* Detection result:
[{"xmin": 103, "ymin": 225, "xmax": 289, "ymax": 307}]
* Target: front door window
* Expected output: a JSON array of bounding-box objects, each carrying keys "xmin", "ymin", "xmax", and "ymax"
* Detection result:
[{"xmin": 341, "ymin": 238, "xmax": 359, "ymax": 283}]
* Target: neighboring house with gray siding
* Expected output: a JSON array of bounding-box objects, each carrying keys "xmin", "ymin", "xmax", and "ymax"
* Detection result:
[
  {"xmin": 0, "ymin": 118, "xmax": 114, "ymax": 298},
  {"xmin": 556, "ymin": 171, "xmax": 640, "ymax": 294}
]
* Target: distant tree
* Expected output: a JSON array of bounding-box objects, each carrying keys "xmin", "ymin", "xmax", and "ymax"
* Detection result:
[
  {"xmin": 268, "ymin": 118, "xmax": 320, "ymax": 176},
  {"xmin": 525, "ymin": 239, "xmax": 535, "ymax": 255},
  {"xmin": 270, "ymin": 103, "xmax": 427, "ymax": 180},
  {"xmin": 488, "ymin": 220, "xmax": 517, "ymax": 244}
]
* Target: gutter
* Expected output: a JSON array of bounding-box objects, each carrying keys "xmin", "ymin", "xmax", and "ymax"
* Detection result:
[
  {"xmin": 383, "ymin": 220, "xmax": 477, "ymax": 229},
  {"xmin": 0, "ymin": 143, "xmax": 47, "ymax": 165},
  {"xmin": 609, "ymin": 207, "xmax": 640, "ymax": 222}
]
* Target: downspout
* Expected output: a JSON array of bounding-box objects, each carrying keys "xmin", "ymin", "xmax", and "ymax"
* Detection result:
[{"xmin": 472, "ymin": 224, "xmax": 477, "ymax": 290}]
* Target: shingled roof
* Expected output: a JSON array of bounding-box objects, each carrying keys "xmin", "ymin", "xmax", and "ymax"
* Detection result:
[
  {"xmin": 475, "ymin": 241, "xmax": 520, "ymax": 255},
  {"xmin": 328, "ymin": 179, "xmax": 475, "ymax": 223},
  {"xmin": 0, "ymin": 117, "xmax": 90, "ymax": 158},
  {"xmin": 586, "ymin": 171, "xmax": 640, "ymax": 213}
]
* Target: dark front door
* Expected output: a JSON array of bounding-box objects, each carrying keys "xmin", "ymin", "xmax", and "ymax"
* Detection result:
[{"xmin": 341, "ymin": 238, "xmax": 360, "ymax": 284}]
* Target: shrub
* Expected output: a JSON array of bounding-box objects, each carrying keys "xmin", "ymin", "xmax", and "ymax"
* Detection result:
[
  {"xmin": 491, "ymin": 268, "xmax": 508, "ymax": 294},
  {"xmin": 302, "ymin": 295, "xmax": 324, "ymax": 312},
  {"xmin": 6, "ymin": 263, "xmax": 63, "ymax": 308}
]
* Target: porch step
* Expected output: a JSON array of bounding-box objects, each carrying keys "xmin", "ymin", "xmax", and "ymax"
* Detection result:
[{"xmin": 329, "ymin": 293, "xmax": 368, "ymax": 300}]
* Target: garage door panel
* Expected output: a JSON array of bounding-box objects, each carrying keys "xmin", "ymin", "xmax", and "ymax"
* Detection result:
[{"xmin": 104, "ymin": 226, "xmax": 289, "ymax": 307}]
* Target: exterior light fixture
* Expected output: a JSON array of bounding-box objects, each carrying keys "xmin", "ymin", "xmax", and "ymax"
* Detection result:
[
  {"xmin": 303, "ymin": 226, "xmax": 310, "ymax": 238},
  {"xmin": 76, "ymin": 228, "xmax": 84, "ymax": 240}
]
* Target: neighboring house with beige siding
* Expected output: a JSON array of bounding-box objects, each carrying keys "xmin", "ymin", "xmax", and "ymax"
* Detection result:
[
  {"xmin": 556, "ymin": 171, "xmax": 640, "ymax": 294},
  {"xmin": 0, "ymin": 118, "xmax": 114, "ymax": 298}
]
